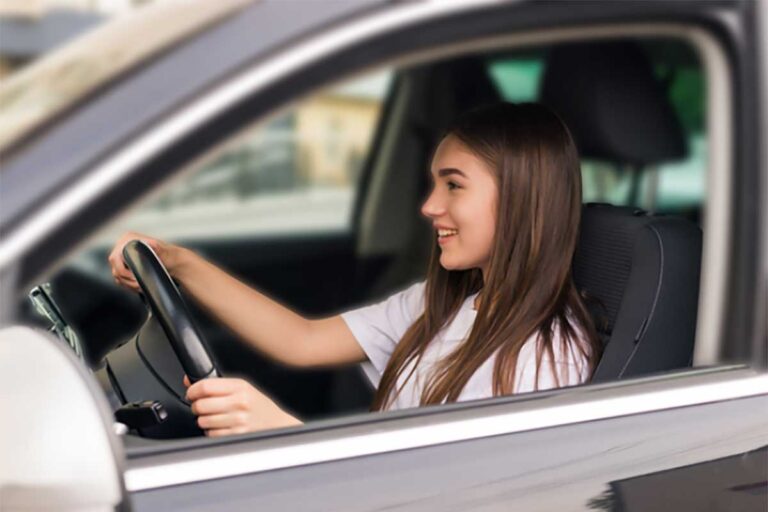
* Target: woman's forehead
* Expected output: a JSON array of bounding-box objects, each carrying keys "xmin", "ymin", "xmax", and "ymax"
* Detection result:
[{"xmin": 430, "ymin": 135, "xmax": 493, "ymax": 177}]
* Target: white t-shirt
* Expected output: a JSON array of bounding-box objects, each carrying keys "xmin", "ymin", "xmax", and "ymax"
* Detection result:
[{"xmin": 341, "ymin": 281, "xmax": 590, "ymax": 411}]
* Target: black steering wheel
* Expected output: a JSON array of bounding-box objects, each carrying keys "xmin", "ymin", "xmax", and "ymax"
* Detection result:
[
  {"xmin": 122, "ymin": 240, "xmax": 219, "ymax": 383},
  {"xmin": 101, "ymin": 240, "xmax": 219, "ymax": 438}
]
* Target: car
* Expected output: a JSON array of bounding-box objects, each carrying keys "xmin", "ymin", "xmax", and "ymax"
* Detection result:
[{"xmin": 1, "ymin": 0, "xmax": 766, "ymax": 510}]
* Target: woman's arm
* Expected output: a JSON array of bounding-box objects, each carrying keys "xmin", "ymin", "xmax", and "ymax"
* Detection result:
[{"xmin": 108, "ymin": 232, "xmax": 365, "ymax": 368}]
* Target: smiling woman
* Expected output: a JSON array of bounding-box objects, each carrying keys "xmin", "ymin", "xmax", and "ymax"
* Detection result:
[
  {"xmin": 365, "ymin": 103, "xmax": 600, "ymax": 411},
  {"xmin": 107, "ymin": 102, "xmax": 600, "ymax": 431}
]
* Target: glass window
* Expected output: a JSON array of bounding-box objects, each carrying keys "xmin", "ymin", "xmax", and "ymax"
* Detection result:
[
  {"xmin": 487, "ymin": 57, "xmax": 543, "ymax": 102},
  {"xmin": 98, "ymin": 69, "xmax": 393, "ymax": 244}
]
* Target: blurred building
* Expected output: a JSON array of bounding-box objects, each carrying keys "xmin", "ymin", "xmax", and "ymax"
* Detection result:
[{"xmin": 0, "ymin": 0, "xmax": 158, "ymax": 77}]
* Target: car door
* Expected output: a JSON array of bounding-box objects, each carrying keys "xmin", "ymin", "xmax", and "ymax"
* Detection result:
[
  {"xmin": 127, "ymin": 3, "xmax": 768, "ymax": 510},
  {"xmin": 1, "ymin": 1, "xmax": 765, "ymax": 511},
  {"xmin": 127, "ymin": 369, "xmax": 767, "ymax": 511},
  {"xmin": 118, "ymin": 1, "xmax": 764, "ymax": 510}
]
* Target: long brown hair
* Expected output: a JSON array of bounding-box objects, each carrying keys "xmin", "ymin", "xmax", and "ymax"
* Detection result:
[{"xmin": 371, "ymin": 102, "xmax": 601, "ymax": 411}]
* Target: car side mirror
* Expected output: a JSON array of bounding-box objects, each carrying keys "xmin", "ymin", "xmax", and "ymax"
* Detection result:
[{"xmin": 0, "ymin": 327, "xmax": 127, "ymax": 511}]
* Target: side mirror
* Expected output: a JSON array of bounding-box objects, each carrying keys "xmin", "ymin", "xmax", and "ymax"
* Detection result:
[{"xmin": 0, "ymin": 327, "xmax": 127, "ymax": 511}]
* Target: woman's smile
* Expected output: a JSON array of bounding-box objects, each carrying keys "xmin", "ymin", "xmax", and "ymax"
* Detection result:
[{"xmin": 437, "ymin": 227, "xmax": 459, "ymax": 244}]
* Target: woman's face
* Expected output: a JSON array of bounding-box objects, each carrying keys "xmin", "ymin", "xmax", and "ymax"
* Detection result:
[{"xmin": 421, "ymin": 134, "xmax": 498, "ymax": 279}]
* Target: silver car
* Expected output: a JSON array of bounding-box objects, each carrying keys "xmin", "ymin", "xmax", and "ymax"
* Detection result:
[{"xmin": 1, "ymin": 1, "xmax": 766, "ymax": 510}]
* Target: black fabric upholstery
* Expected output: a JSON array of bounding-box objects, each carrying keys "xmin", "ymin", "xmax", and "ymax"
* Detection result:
[
  {"xmin": 540, "ymin": 41, "xmax": 687, "ymax": 165},
  {"xmin": 574, "ymin": 204, "xmax": 702, "ymax": 381}
]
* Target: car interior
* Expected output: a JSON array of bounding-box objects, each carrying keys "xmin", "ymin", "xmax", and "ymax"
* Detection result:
[{"xmin": 18, "ymin": 35, "xmax": 707, "ymax": 438}]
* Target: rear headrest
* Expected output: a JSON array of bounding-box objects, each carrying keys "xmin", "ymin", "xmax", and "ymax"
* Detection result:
[{"xmin": 540, "ymin": 41, "xmax": 687, "ymax": 166}]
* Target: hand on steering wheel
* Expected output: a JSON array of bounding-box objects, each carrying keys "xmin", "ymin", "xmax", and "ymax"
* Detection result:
[
  {"xmin": 183, "ymin": 375, "xmax": 302, "ymax": 436},
  {"xmin": 108, "ymin": 231, "xmax": 178, "ymax": 293}
]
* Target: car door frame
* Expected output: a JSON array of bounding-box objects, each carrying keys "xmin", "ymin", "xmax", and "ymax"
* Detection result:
[
  {"xmin": 0, "ymin": 0, "xmax": 766, "ymax": 507},
  {"xmin": 99, "ymin": 0, "xmax": 765, "ymax": 490}
]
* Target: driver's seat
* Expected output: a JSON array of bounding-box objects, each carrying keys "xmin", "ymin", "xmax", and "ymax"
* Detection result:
[
  {"xmin": 540, "ymin": 41, "xmax": 702, "ymax": 381},
  {"xmin": 574, "ymin": 204, "xmax": 701, "ymax": 381}
]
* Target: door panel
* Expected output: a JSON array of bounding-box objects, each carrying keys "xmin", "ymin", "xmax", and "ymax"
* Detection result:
[{"xmin": 130, "ymin": 395, "xmax": 768, "ymax": 511}]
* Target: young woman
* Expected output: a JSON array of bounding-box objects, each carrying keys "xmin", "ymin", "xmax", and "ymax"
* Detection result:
[{"xmin": 109, "ymin": 102, "xmax": 601, "ymax": 436}]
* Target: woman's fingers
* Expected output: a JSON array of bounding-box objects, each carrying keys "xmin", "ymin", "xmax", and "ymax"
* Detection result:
[
  {"xmin": 189, "ymin": 395, "xmax": 239, "ymax": 416},
  {"xmin": 185, "ymin": 377, "xmax": 301, "ymax": 436},
  {"xmin": 107, "ymin": 231, "xmax": 164, "ymax": 292},
  {"xmin": 186, "ymin": 378, "xmax": 246, "ymax": 401},
  {"xmin": 108, "ymin": 241, "xmax": 136, "ymax": 289},
  {"xmin": 196, "ymin": 412, "xmax": 247, "ymax": 430},
  {"xmin": 186, "ymin": 379, "xmax": 254, "ymax": 434}
]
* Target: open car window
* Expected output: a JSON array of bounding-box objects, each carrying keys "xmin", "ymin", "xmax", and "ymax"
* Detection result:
[
  {"xmin": 5, "ymin": 2, "xmax": 765, "ymax": 508},
  {"xmin": 17, "ymin": 1, "xmax": 749, "ymax": 468},
  {"xmin": 95, "ymin": 69, "xmax": 393, "ymax": 244}
]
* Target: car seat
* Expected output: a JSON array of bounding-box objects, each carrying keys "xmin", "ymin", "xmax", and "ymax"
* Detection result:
[
  {"xmin": 540, "ymin": 41, "xmax": 702, "ymax": 380},
  {"xmin": 574, "ymin": 203, "xmax": 701, "ymax": 381}
]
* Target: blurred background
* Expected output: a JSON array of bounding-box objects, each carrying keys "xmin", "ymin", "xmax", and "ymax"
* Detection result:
[
  {"xmin": 1, "ymin": 0, "xmax": 155, "ymax": 77},
  {"xmin": 0, "ymin": 0, "xmax": 388, "ymax": 245}
]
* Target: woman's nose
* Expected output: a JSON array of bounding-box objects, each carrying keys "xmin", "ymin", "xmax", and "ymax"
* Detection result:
[{"xmin": 421, "ymin": 189, "xmax": 444, "ymax": 219}]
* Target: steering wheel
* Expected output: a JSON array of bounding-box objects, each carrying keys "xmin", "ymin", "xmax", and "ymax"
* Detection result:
[
  {"xmin": 101, "ymin": 240, "xmax": 219, "ymax": 438},
  {"xmin": 122, "ymin": 240, "xmax": 219, "ymax": 383}
]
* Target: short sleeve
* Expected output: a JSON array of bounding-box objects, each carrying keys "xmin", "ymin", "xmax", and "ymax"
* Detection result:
[{"xmin": 341, "ymin": 281, "xmax": 426, "ymax": 381}]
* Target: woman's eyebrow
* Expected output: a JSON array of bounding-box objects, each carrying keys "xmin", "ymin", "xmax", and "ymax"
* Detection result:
[{"xmin": 437, "ymin": 168, "xmax": 468, "ymax": 179}]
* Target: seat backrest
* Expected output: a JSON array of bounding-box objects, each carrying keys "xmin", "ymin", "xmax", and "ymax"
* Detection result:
[{"xmin": 574, "ymin": 203, "xmax": 702, "ymax": 382}]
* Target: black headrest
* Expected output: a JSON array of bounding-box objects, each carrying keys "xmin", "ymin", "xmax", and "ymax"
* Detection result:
[{"xmin": 540, "ymin": 41, "xmax": 687, "ymax": 166}]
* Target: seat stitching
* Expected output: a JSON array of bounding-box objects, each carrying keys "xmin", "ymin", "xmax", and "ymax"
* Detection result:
[{"xmin": 618, "ymin": 224, "xmax": 665, "ymax": 378}]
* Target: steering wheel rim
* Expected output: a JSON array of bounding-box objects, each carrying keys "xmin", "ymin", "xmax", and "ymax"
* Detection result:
[{"xmin": 122, "ymin": 240, "xmax": 218, "ymax": 383}]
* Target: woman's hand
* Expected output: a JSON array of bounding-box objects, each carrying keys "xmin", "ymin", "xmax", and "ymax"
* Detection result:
[
  {"xmin": 108, "ymin": 231, "xmax": 185, "ymax": 293},
  {"xmin": 184, "ymin": 376, "xmax": 303, "ymax": 437}
]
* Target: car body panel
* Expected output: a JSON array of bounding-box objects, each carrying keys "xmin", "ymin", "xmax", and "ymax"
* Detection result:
[{"xmin": 128, "ymin": 370, "xmax": 768, "ymax": 511}]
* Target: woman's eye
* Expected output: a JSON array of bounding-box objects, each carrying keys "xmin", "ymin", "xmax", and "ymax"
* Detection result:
[{"xmin": 447, "ymin": 181, "xmax": 460, "ymax": 190}]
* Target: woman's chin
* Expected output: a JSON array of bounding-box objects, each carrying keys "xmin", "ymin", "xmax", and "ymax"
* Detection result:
[{"xmin": 439, "ymin": 256, "xmax": 469, "ymax": 272}]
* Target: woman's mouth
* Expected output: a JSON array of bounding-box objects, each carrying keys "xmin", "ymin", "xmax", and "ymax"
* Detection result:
[{"xmin": 437, "ymin": 228, "xmax": 458, "ymax": 244}]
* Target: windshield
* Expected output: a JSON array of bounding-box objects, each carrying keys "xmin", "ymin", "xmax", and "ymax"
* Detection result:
[{"xmin": 0, "ymin": 0, "xmax": 253, "ymax": 152}]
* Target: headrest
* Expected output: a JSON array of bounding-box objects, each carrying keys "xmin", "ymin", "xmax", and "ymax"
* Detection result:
[{"xmin": 540, "ymin": 41, "xmax": 687, "ymax": 166}]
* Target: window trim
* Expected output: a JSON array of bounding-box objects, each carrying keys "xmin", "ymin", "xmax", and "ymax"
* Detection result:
[{"xmin": 124, "ymin": 367, "xmax": 768, "ymax": 491}]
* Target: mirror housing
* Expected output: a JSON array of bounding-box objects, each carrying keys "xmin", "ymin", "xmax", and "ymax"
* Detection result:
[{"xmin": 0, "ymin": 327, "xmax": 127, "ymax": 511}]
